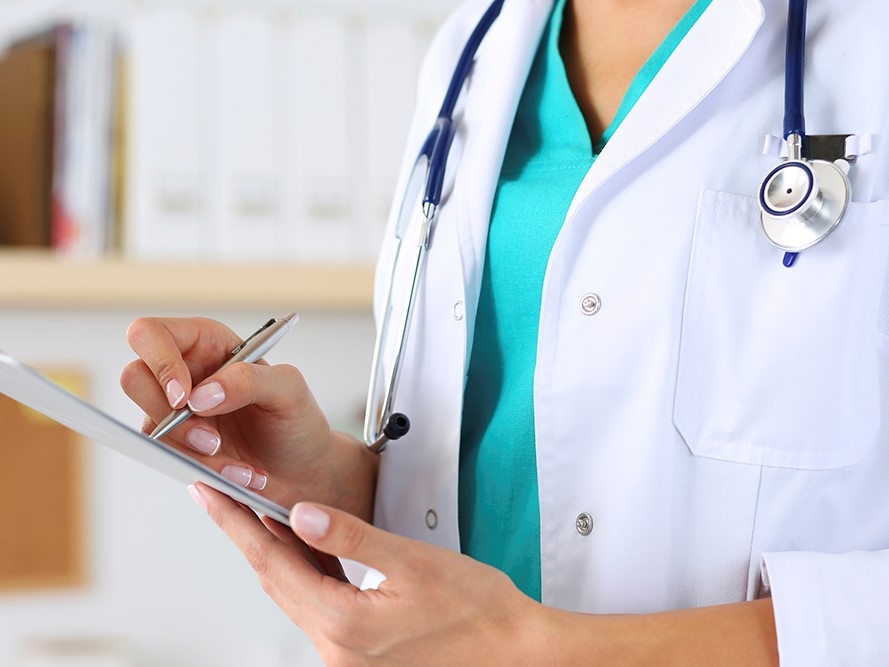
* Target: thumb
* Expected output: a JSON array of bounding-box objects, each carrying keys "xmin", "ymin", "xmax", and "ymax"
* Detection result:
[{"xmin": 290, "ymin": 502, "xmax": 397, "ymax": 573}]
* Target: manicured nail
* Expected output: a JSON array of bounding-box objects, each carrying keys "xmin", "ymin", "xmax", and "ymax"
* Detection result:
[
  {"xmin": 165, "ymin": 378, "xmax": 186, "ymax": 409},
  {"xmin": 185, "ymin": 428, "xmax": 221, "ymax": 456},
  {"xmin": 290, "ymin": 504, "xmax": 330, "ymax": 540},
  {"xmin": 250, "ymin": 471, "xmax": 268, "ymax": 491},
  {"xmin": 188, "ymin": 382, "xmax": 225, "ymax": 412},
  {"xmin": 218, "ymin": 465, "xmax": 267, "ymax": 491},
  {"xmin": 221, "ymin": 464, "xmax": 254, "ymax": 488},
  {"xmin": 188, "ymin": 484, "xmax": 207, "ymax": 511}
]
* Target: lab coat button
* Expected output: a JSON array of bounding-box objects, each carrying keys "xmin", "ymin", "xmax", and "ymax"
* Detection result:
[
  {"xmin": 580, "ymin": 293, "xmax": 601, "ymax": 316},
  {"xmin": 575, "ymin": 512, "xmax": 594, "ymax": 536},
  {"xmin": 453, "ymin": 301, "xmax": 464, "ymax": 320},
  {"xmin": 425, "ymin": 509, "xmax": 439, "ymax": 530}
]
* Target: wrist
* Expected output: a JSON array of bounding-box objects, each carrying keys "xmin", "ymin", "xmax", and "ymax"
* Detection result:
[
  {"xmin": 533, "ymin": 606, "xmax": 644, "ymax": 665},
  {"xmin": 535, "ymin": 599, "xmax": 778, "ymax": 667},
  {"xmin": 320, "ymin": 429, "xmax": 380, "ymax": 522}
]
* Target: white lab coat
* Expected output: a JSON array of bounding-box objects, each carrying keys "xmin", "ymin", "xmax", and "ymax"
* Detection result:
[{"xmin": 372, "ymin": 0, "xmax": 889, "ymax": 664}]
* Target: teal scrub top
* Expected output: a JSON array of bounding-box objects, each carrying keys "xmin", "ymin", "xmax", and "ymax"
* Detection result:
[{"xmin": 458, "ymin": 0, "xmax": 714, "ymax": 601}]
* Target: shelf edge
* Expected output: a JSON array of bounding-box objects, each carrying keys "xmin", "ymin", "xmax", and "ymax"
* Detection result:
[{"xmin": 0, "ymin": 252, "xmax": 375, "ymax": 310}]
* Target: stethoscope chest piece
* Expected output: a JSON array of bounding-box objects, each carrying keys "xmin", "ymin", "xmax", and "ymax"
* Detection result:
[{"xmin": 759, "ymin": 157, "xmax": 850, "ymax": 252}]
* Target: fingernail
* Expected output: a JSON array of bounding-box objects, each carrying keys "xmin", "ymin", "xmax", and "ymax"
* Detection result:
[
  {"xmin": 188, "ymin": 484, "xmax": 207, "ymax": 511},
  {"xmin": 185, "ymin": 428, "xmax": 221, "ymax": 456},
  {"xmin": 188, "ymin": 381, "xmax": 225, "ymax": 412},
  {"xmin": 290, "ymin": 504, "xmax": 330, "ymax": 540},
  {"xmin": 221, "ymin": 464, "xmax": 254, "ymax": 488},
  {"xmin": 220, "ymin": 466, "xmax": 267, "ymax": 491},
  {"xmin": 250, "ymin": 471, "xmax": 268, "ymax": 491},
  {"xmin": 165, "ymin": 379, "xmax": 186, "ymax": 409}
]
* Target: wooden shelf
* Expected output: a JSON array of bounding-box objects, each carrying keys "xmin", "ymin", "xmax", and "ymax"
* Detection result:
[{"xmin": 0, "ymin": 250, "xmax": 375, "ymax": 310}]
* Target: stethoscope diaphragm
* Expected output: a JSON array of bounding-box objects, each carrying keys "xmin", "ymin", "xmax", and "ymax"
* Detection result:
[{"xmin": 759, "ymin": 158, "xmax": 851, "ymax": 252}]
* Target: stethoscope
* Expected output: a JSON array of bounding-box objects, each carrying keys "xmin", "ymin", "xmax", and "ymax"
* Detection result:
[
  {"xmin": 363, "ymin": 0, "xmax": 851, "ymax": 452},
  {"xmin": 363, "ymin": 0, "xmax": 506, "ymax": 451},
  {"xmin": 758, "ymin": 0, "xmax": 852, "ymax": 267}
]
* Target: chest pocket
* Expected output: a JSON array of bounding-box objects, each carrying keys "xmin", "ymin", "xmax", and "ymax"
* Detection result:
[{"xmin": 673, "ymin": 190, "xmax": 889, "ymax": 470}]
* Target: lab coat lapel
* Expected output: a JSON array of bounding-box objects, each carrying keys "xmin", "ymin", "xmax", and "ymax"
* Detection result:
[
  {"xmin": 451, "ymin": 0, "xmax": 554, "ymax": 314},
  {"xmin": 567, "ymin": 0, "xmax": 766, "ymax": 216}
]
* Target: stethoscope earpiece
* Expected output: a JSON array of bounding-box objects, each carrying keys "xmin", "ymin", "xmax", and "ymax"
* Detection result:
[{"xmin": 759, "ymin": 157, "xmax": 850, "ymax": 252}]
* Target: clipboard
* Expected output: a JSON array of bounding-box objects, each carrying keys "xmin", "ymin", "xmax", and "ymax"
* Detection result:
[{"xmin": 0, "ymin": 351, "xmax": 291, "ymax": 525}]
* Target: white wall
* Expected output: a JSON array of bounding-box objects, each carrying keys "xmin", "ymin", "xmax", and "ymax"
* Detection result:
[{"xmin": 0, "ymin": 306, "xmax": 375, "ymax": 666}]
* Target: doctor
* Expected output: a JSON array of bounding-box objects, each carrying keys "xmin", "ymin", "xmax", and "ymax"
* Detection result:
[{"xmin": 121, "ymin": 0, "xmax": 889, "ymax": 664}]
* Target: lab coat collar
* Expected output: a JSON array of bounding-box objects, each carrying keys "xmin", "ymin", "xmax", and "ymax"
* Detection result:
[
  {"xmin": 451, "ymin": 0, "xmax": 554, "ymax": 326},
  {"xmin": 451, "ymin": 0, "xmax": 766, "ymax": 315},
  {"xmin": 567, "ymin": 0, "xmax": 766, "ymax": 216}
]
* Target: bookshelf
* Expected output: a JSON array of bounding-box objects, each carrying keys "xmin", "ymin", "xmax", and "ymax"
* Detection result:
[
  {"xmin": 0, "ymin": 3, "xmax": 435, "ymax": 315},
  {"xmin": 0, "ymin": 250, "xmax": 375, "ymax": 310}
]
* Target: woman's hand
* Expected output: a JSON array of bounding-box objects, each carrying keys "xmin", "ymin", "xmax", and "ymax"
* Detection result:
[
  {"xmin": 189, "ymin": 482, "xmax": 543, "ymax": 667},
  {"xmin": 189, "ymin": 479, "xmax": 780, "ymax": 667},
  {"xmin": 120, "ymin": 316, "xmax": 377, "ymax": 518}
]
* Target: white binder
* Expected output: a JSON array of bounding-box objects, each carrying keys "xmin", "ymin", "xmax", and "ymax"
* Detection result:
[
  {"xmin": 361, "ymin": 16, "xmax": 429, "ymax": 262},
  {"xmin": 282, "ymin": 11, "xmax": 355, "ymax": 263},
  {"xmin": 124, "ymin": 6, "xmax": 206, "ymax": 260},
  {"xmin": 206, "ymin": 8, "xmax": 281, "ymax": 261}
]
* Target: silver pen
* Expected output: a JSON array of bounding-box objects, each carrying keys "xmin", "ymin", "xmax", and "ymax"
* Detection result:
[{"xmin": 150, "ymin": 312, "xmax": 299, "ymax": 440}]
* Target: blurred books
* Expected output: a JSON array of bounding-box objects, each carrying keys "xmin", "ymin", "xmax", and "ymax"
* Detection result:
[
  {"xmin": 0, "ymin": 21, "xmax": 121, "ymax": 257},
  {"xmin": 0, "ymin": 2, "xmax": 446, "ymax": 264}
]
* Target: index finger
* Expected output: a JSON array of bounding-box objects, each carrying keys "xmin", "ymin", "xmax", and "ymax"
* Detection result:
[
  {"xmin": 195, "ymin": 484, "xmax": 355, "ymax": 622},
  {"xmin": 125, "ymin": 316, "xmax": 241, "ymax": 409}
]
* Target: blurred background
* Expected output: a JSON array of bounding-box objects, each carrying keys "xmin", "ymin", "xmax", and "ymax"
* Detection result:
[{"xmin": 0, "ymin": 0, "xmax": 459, "ymax": 664}]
